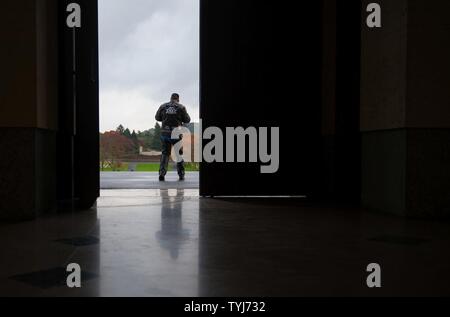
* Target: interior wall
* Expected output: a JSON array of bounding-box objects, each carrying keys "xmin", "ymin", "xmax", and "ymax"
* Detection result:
[
  {"xmin": 36, "ymin": 0, "xmax": 59, "ymax": 131},
  {"xmin": 0, "ymin": 0, "xmax": 58, "ymax": 221},
  {"xmin": 360, "ymin": 0, "xmax": 408, "ymax": 132},
  {"xmin": 0, "ymin": 1, "xmax": 38, "ymax": 128},
  {"xmin": 0, "ymin": 0, "xmax": 58, "ymax": 130},
  {"xmin": 406, "ymin": 0, "xmax": 450, "ymax": 128},
  {"xmin": 360, "ymin": 0, "xmax": 450, "ymax": 218}
]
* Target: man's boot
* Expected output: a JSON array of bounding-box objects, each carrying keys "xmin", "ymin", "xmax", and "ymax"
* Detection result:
[{"xmin": 177, "ymin": 161, "xmax": 185, "ymax": 181}]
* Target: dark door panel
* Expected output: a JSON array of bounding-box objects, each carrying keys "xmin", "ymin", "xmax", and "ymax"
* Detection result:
[
  {"xmin": 200, "ymin": 1, "xmax": 323, "ymax": 197},
  {"xmin": 58, "ymin": 0, "xmax": 99, "ymax": 209}
]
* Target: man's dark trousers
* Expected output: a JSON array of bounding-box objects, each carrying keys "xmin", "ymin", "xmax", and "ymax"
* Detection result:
[{"xmin": 159, "ymin": 134, "xmax": 185, "ymax": 178}]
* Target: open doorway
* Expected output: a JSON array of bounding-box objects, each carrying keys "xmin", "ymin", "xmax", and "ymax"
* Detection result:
[
  {"xmin": 98, "ymin": 0, "xmax": 200, "ymax": 191},
  {"xmin": 58, "ymin": 0, "xmax": 360, "ymax": 205}
]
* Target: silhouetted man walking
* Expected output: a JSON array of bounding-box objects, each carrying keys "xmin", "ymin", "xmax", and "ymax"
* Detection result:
[{"xmin": 155, "ymin": 93, "xmax": 191, "ymax": 182}]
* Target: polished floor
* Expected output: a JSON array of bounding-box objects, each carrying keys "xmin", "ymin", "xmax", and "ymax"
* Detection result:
[
  {"xmin": 1, "ymin": 189, "xmax": 450, "ymax": 297},
  {"xmin": 100, "ymin": 172, "xmax": 200, "ymax": 189}
]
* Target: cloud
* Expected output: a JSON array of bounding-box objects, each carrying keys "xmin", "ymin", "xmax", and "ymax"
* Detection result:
[{"xmin": 99, "ymin": 0, "xmax": 199, "ymax": 132}]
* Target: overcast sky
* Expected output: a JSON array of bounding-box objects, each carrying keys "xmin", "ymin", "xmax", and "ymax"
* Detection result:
[{"xmin": 99, "ymin": 0, "xmax": 199, "ymax": 132}]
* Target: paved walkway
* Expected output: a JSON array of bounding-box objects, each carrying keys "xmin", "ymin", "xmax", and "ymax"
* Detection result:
[{"xmin": 100, "ymin": 172, "xmax": 199, "ymax": 190}]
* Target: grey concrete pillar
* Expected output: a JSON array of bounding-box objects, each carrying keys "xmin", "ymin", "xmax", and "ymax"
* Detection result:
[
  {"xmin": 0, "ymin": 0, "xmax": 58, "ymax": 221},
  {"xmin": 361, "ymin": 0, "xmax": 450, "ymax": 218}
]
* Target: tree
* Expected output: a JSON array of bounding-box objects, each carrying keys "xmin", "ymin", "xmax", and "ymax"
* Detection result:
[
  {"xmin": 131, "ymin": 130, "xmax": 140, "ymax": 154},
  {"xmin": 131, "ymin": 130, "xmax": 138, "ymax": 141},
  {"xmin": 151, "ymin": 123, "xmax": 162, "ymax": 150},
  {"xmin": 116, "ymin": 125, "xmax": 125, "ymax": 135},
  {"xmin": 123, "ymin": 128, "xmax": 132, "ymax": 139},
  {"xmin": 137, "ymin": 129, "xmax": 152, "ymax": 150},
  {"xmin": 100, "ymin": 131, "xmax": 135, "ymax": 171}
]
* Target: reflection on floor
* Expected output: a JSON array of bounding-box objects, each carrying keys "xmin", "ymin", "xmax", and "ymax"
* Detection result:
[{"xmin": 1, "ymin": 189, "xmax": 450, "ymax": 297}]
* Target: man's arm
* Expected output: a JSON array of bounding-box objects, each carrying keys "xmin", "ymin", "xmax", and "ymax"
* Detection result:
[
  {"xmin": 155, "ymin": 105, "xmax": 164, "ymax": 122},
  {"xmin": 180, "ymin": 105, "xmax": 191, "ymax": 124}
]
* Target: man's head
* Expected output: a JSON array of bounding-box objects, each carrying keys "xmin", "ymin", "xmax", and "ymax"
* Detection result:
[{"xmin": 171, "ymin": 93, "xmax": 180, "ymax": 103}]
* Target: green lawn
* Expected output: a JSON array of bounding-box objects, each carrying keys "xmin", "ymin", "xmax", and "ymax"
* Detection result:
[
  {"xmin": 184, "ymin": 163, "xmax": 200, "ymax": 172},
  {"xmin": 101, "ymin": 162, "xmax": 200, "ymax": 172},
  {"xmin": 135, "ymin": 163, "xmax": 161, "ymax": 172}
]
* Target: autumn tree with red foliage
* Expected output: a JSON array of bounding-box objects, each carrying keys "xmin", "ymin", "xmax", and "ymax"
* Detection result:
[{"xmin": 100, "ymin": 131, "xmax": 135, "ymax": 171}]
